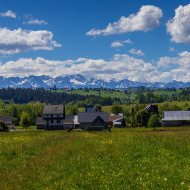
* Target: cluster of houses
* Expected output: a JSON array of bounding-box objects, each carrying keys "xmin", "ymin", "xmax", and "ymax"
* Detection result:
[
  {"xmin": 1, "ymin": 104, "xmax": 190, "ymax": 131},
  {"xmin": 36, "ymin": 104, "xmax": 125, "ymax": 131}
]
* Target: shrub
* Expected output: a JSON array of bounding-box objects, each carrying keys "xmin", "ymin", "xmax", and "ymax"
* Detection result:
[
  {"xmin": 136, "ymin": 110, "xmax": 151, "ymax": 127},
  {"xmin": 20, "ymin": 112, "xmax": 30, "ymax": 128},
  {"xmin": 147, "ymin": 114, "xmax": 161, "ymax": 129},
  {"xmin": 0, "ymin": 120, "xmax": 9, "ymax": 132}
]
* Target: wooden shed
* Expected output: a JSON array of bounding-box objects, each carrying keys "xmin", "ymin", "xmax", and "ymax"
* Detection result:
[
  {"xmin": 162, "ymin": 111, "xmax": 190, "ymax": 126},
  {"xmin": 78, "ymin": 112, "xmax": 109, "ymax": 131}
]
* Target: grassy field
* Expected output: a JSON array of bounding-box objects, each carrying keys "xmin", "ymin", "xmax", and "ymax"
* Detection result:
[
  {"xmin": 101, "ymin": 101, "xmax": 190, "ymax": 114},
  {"xmin": 1, "ymin": 128, "xmax": 190, "ymax": 189},
  {"xmin": 64, "ymin": 89, "xmax": 181, "ymax": 101}
]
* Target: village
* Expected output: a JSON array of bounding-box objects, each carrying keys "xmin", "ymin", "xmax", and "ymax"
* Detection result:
[{"xmin": 1, "ymin": 103, "xmax": 190, "ymax": 132}]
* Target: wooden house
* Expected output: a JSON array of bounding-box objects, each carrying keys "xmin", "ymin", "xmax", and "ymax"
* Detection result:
[
  {"xmin": 42, "ymin": 104, "xmax": 65, "ymax": 130},
  {"xmin": 0, "ymin": 115, "xmax": 15, "ymax": 130},
  {"xmin": 78, "ymin": 112, "xmax": 109, "ymax": 131},
  {"xmin": 36, "ymin": 117, "xmax": 46, "ymax": 129}
]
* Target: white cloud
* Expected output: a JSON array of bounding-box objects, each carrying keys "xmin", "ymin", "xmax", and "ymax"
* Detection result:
[
  {"xmin": 1, "ymin": 51, "xmax": 190, "ymax": 82},
  {"xmin": 0, "ymin": 28, "xmax": 61, "ymax": 55},
  {"xmin": 87, "ymin": 5, "xmax": 163, "ymax": 36},
  {"xmin": 123, "ymin": 39, "xmax": 132, "ymax": 44},
  {"xmin": 128, "ymin": 48, "xmax": 144, "ymax": 56},
  {"xmin": 23, "ymin": 19, "xmax": 48, "ymax": 25},
  {"xmin": 111, "ymin": 39, "xmax": 132, "ymax": 48},
  {"xmin": 1, "ymin": 10, "xmax": 16, "ymax": 19},
  {"xmin": 111, "ymin": 41, "xmax": 124, "ymax": 48},
  {"xmin": 167, "ymin": 4, "xmax": 190, "ymax": 43}
]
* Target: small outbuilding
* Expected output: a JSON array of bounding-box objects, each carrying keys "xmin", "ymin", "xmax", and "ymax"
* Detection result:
[
  {"xmin": 0, "ymin": 115, "xmax": 15, "ymax": 130},
  {"xmin": 36, "ymin": 117, "xmax": 46, "ymax": 129},
  {"xmin": 109, "ymin": 114, "xmax": 125, "ymax": 128},
  {"xmin": 162, "ymin": 111, "xmax": 190, "ymax": 126},
  {"xmin": 64, "ymin": 115, "xmax": 74, "ymax": 129}
]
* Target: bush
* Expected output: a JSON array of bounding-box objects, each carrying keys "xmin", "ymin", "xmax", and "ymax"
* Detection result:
[
  {"xmin": 20, "ymin": 112, "xmax": 30, "ymax": 128},
  {"xmin": 136, "ymin": 110, "xmax": 151, "ymax": 127},
  {"xmin": 147, "ymin": 114, "xmax": 161, "ymax": 129},
  {"xmin": 0, "ymin": 120, "xmax": 9, "ymax": 132}
]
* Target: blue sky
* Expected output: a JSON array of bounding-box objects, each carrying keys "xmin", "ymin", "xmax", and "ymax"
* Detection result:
[{"xmin": 0, "ymin": 0, "xmax": 190, "ymax": 82}]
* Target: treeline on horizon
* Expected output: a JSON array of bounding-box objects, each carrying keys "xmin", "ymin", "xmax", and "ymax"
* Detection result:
[{"xmin": 0, "ymin": 88, "xmax": 120, "ymax": 105}]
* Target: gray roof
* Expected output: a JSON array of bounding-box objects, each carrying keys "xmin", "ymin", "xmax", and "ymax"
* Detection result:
[
  {"xmin": 36, "ymin": 117, "xmax": 46, "ymax": 124},
  {"xmin": 43, "ymin": 105, "xmax": 64, "ymax": 115},
  {"xmin": 78, "ymin": 112, "xmax": 109, "ymax": 123},
  {"xmin": 163, "ymin": 111, "xmax": 190, "ymax": 121},
  {"xmin": 0, "ymin": 115, "xmax": 13, "ymax": 125},
  {"xmin": 64, "ymin": 115, "xmax": 74, "ymax": 124}
]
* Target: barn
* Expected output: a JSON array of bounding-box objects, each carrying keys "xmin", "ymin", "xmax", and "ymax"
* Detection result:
[
  {"xmin": 78, "ymin": 112, "xmax": 109, "ymax": 131},
  {"xmin": 0, "ymin": 115, "xmax": 15, "ymax": 130},
  {"xmin": 162, "ymin": 111, "xmax": 190, "ymax": 126}
]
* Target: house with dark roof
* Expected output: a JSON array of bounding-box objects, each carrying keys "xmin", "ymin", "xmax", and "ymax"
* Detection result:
[
  {"xmin": 37, "ymin": 104, "xmax": 65, "ymax": 130},
  {"xmin": 64, "ymin": 115, "xmax": 74, "ymax": 129},
  {"xmin": 162, "ymin": 111, "xmax": 190, "ymax": 126},
  {"xmin": 0, "ymin": 115, "xmax": 15, "ymax": 130},
  {"xmin": 36, "ymin": 117, "xmax": 46, "ymax": 129},
  {"xmin": 78, "ymin": 112, "xmax": 109, "ymax": 130},
  {"xmin": 144, "ymin": 104, "xmax": 158, "ymax": 115}
]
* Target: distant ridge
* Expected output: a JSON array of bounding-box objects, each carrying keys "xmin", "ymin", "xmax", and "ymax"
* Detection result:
[{"xmin": 0, "ymin": 74, "xmax": 190, "ymax": 89}]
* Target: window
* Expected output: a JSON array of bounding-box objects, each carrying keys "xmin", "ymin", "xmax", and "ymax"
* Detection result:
[{"xmin": 57, "ymin": 120, "xmax": 60, "ymax": 123}]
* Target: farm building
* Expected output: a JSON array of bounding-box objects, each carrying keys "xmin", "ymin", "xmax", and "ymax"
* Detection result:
[
  {"xmin": 144, "ymin": 104, "xmax": 158, "ymax": 115},
  {"xmin": 36, "ymin": 117, "xmax": 46, "ymax": 129},
  {"xmin": 64, "ymin": 115, "xmax": 74, "ymax": 129},
  {"xmin": 36, "ymin": 105, "xmax": 78, "ymax": 130},
  {"xmin": 109, "ymin": 114, "xmax": 126, "ymax": 128},
  {"xmin": 78, "ymin": 112, "xmax": 109, "ymax": 131},
  {"xmin": 162, "ymin": 111, "xmax": 190, "ymax": 126},
  {"xmin": 37, "ymin": 104, "xmax": 65, "ymax": 130},
  {"xmin": 85, "ymin": 105, "xmax": 102, "ymax": 112},
  {"xmin": 0, "ymin": 115, "xmax": 15, "ymax": 130}
]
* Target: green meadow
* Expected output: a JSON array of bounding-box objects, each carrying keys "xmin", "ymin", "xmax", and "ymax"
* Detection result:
[{"xmin": 1, "ymin": 128, "xmax": 190, "ymax": 190}]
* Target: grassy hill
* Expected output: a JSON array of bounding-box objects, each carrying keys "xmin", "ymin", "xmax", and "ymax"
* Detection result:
[{"xmin": 1, "ymin": 128, "xmax": 190, "ymax": 189}]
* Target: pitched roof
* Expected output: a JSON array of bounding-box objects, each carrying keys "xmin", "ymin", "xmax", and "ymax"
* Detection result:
[
  {"xmin": 163, "ymin": 111, "xmax": 190, "ymax": 121},
  {"xmin": 0, "ymin": 115, "xmax": 13, "ymax": 125},
  {"xmin": 43, "ymin": 105, "xmax": 64, "ymax": 115},
  {"xmin": 109, "ymin": 115, "xmax": 123, "ymax": 122},
  {"xmin": 144, "ymin": 104, "xmax": 158, "ymax": 112},
  {"xmin": 78, "ymin": 112, "xmax": 109, "ymax": 123},
  {"xmin": 36, "ymin": 117, "xmax": 46, "ymax": 124}
]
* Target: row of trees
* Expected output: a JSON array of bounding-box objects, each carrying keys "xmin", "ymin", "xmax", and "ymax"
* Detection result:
[{"xmin": 135, "ymin": 89, "xmax": 190, "ymax": 104}]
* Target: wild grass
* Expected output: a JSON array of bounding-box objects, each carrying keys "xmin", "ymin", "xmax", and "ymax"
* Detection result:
[{"xmin": 1, "ymin": 128, "xmax": 190, "ymax": 189}]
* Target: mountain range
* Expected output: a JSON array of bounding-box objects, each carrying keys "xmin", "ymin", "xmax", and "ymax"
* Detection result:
[{"xmin": 0, "ymin": 74, "xmax": 190, "ymax": 89}]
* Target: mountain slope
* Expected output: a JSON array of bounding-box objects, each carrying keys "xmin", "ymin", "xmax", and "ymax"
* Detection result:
[{"xmin": 0, "ymin": 75, "xmax": 189, "ymax": 89}]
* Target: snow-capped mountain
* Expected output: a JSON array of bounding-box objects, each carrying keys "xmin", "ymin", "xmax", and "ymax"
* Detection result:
[{"xmin": 0, "ymin": 74, "xmax": 190, "ymax": 89}]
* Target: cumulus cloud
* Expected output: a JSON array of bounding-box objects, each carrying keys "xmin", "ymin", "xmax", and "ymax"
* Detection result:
[
  {"xmin": 111, "ymin": 39, "xmax": 132, "ymax": 48},
  {"xmin": 128, "ymin": 48, "xmax": 144, "ymax": 56},
  {"xmin": 1, "ymin": 10, "xmax": 16, "ymax": 19},
  {"xmin": 111, "ymin": 41, "xmax": 124, "ymax": 48},
  {"xmin": 1, "ymin": 51, "xmax": 190, "ymax": 82},
  {"xmin": 87, "ymin": 5, "xmax": 163, "ymax": 36},
  {"xmin": 0, "ymin": 28, "xmax": 61, "ymax": 55},
  {"xmin": 167, "ymin": 4, "xmax": 190, "ymax": 43},
  {"xmin": 23, "ymin": 19, "xmax": 48, "ymax": 25}
]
